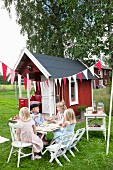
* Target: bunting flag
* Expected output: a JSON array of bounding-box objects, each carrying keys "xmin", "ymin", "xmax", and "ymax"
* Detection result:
[
  {"xmin": 59, "ymin": 78, "xmax": 62, "ymax": 86},
  {"xmin": 18, "ymin": 74, "xmax": 21, "ymax": 86},
  {"xmin": 24, "ymin": 77, "xmax": 27, "ymax": 89},
  {"xmin": 89, "ymin": 65, "xmax": 94, "ymax": 76},
  {"xmin": 46, "ymin": 79, "xmax": 49, "ymax": 86},
  {"xmin": 95, "ymin": 61, "xmax": 101, "ymax": 71},
  {"xmin": 37, "ymin": 81, "xmax": 41, "ymax": 93},
  {"xmin": 33, "ymin": 81, "xmax": 36, "ymax": 92},
  {"xmin": 0, "ymin": 60, "xmax": 102, "ymax": 87},
  {"xmin": 63, "ymin": 78, "xmax": 67, "ymax": 86},
  {"xmin": 55, "ymin": 79, "xmax": 57, "ymax": 85},
  {"xmin": 83, "ymin": 69, "xmax": 88, "ymax": 80},
  {"xmin": 72, "ymin": 74, "xmax": 76, "ymax": 83},
  {"xmin": 77, "ymin": 72, "xmax": 82, "ymax": 82},
  {"xmin": 2, "ymin": 63, "xmax": 7, "ymax": 80},
  {"xmin": 28, "ymin": 79, "xmax": 32, "ymax": 92},
  {"xmin": 10, "ymin": 69, "xmax": 15, "ymax": 84}
]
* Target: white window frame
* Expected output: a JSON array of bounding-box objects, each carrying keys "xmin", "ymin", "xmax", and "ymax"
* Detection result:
[{"xmin": 69, "ymin": 77, "xmax": 78, "ymax": 105}]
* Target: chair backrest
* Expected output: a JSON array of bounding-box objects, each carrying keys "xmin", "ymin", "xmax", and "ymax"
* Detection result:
[
  {"xmin": 70, "ymin": 128, "xmax": 85, "ymax": 147},
  {"xmin": 8, "ymin": 122, "xmax": 22, "ymax": 142},
  {"xmin": 54, "ymin": 134, "xmax": 74, "ymax": 156}
]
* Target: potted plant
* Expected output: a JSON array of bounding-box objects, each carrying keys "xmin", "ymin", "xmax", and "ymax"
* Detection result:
[{"xmin": 76, "ymin": 105, "xmax": 86, "ymax": 120}]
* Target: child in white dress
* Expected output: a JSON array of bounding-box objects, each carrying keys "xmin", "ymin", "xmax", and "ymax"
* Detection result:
[{"xmin": 16, "ymin": 107, "xmax": 43, "ymax": 159}]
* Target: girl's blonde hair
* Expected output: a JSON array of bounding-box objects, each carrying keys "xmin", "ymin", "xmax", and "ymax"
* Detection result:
[
  {"xmin": 19, "ymin": 107, "xmax": 32, "ymax": 122},
  {"xmin": 56, "ymin": 101, "xmax": 67, "ymax": 111},
  {"xmin": 64, "ymin": 108, "xmax": 76, "ymax": 124}
]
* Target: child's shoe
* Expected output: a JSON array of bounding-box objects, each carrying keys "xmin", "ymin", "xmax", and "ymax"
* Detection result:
[{"xmin": 34, "ymin": 155, "xmax": 42, "ymax": 160}]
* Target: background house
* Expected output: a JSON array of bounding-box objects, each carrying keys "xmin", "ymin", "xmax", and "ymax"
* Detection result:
[
  {"xmin": 94, "ymin": 65, "xmax": 112, "ymax": 88},
  {"xmin": 14, "ymin": 48, "xmax": 96, "ymax": 116}
]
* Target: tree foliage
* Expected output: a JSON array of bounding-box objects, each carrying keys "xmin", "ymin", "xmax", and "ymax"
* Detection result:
[{"xmin": 2, "ymin": 0, "xmax": 113, "ymax": 66}]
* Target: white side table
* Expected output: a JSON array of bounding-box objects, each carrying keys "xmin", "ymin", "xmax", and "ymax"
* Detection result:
[{"xmin": 84, "ymin": 113, "xmax": 107, "ymax": 140}]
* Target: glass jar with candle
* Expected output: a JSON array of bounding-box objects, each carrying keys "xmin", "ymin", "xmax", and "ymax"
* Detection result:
[{"xmin": 97, "ymin": 102, "xmax": 104, "ymax": 114}]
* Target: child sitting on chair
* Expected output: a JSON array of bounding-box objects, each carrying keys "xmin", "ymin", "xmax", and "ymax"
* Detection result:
[
  {"xmin": 53, "ymin": 108, "xmax": 76, "ymax": 143},
  {"xmin": 48, "ymin": 101, "xmax": 67, "ymax": 124},
  {"xmin": 30, "ymin": 103, "xmax": 48, "ymax": 145},
  {"xmin": 16, "ymin": 107, "xmax": 43, "ymax": 159},
  {"xmin": 30, "ymin": 104, "xmax": 44, "ymax": 126}
]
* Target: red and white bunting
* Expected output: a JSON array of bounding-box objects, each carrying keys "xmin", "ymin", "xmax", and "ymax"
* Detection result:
[
  {"xmin": 95, "ymin": 61, "xmax": 101, "ymax": 71},
  {"xmin": 89, "ymin": 65, "xmax": 94, "ymax": 76},
  {"xmin": 77, "ymin": 72, "xmax": 82, "ymax": 82},
  {"xmin": 83, "ymin": 69, "xmax": 88, "ymax": 80},
  {"xmin": 2, "ymin": 63, "xmax": 7, "ymax": 81},
  {"xmin": 10, "ymin": 69, "xmax": 15, "ymax": 84}
]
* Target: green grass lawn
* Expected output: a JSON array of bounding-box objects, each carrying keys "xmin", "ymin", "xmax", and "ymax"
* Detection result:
[{"xmin": 0, "ymin": 86, "xmax": 113, "ymax": 170}]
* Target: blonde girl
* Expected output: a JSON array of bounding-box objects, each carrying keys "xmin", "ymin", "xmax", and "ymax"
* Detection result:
[
  {"xmin": 53, "ymin": 108, "xmax": 76, "ymax": 143},
  {"xmin": 16, "ymin": 107, "xmax": 43, "ymax": 159}
]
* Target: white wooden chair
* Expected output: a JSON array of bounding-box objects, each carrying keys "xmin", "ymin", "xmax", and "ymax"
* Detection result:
[
  {"xmin": 67, "ymin": 128, "xmax": 85, "ymax": 157},
  {"xmin": 42, "ymin": 134, "xmax": 74, "ymax": 166},
  {"xmin": 7, "ymin": 122, "xmax": 34, "ymax": 168}
]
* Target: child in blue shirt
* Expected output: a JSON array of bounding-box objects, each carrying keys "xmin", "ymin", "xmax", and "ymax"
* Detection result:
[
  {"xmin": 30, "ymin": 104, "xmax": 44, "ymax": 126},
  {"xmin": 30, "ymin": 103, "xmax": 48, "ymax": 145}
]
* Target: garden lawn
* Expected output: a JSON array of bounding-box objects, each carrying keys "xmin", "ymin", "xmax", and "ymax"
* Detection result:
[{"xmin": 0, "ymin": 87, "xmax": 113, "ymax": 170}]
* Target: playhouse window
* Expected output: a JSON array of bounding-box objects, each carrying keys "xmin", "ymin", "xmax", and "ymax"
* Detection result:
[{"xmin": 69, "ymin": 77, "xmax": 78, "ymax": 105}]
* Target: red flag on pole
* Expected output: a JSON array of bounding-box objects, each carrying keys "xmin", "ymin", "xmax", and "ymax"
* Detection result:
[{"xmin": 2, "ymin": 63, "xmax": 7, "ymax": 81}]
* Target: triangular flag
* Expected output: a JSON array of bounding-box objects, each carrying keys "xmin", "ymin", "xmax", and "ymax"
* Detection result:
[
  {"xmin": 33, "ymin": 81, "xmax": 36, "ymax": 92},
  {"xmin": 28, "ymin": 79, "xmax": 31, "ymax": 92},
  {"xmin": 77, "ymin": 72, "xmax": 82, "ymax": 82},
  {"xmin": 67, "ymin": 76, "xmax": 71, "ymax": 82},
  {"xmin": 89, "ymin": 65, "xmax": 94, "ymax": 76},
  {"xmin": 2, "ymin": 63, "xmax": 7, "ymax": 81},
  {"xmin": 95, "ymin": 61, "xmax": 101, "ymax": 71},
  {"xmin": 10, "ymin": 69, "xmax": 15, "ymax": 84},
  {"xmin": 18, "ymin": 74, "xmax": 21, "ymax": 86},
  {"xmin": 59, "ymin": 78, "xmax": 62, "ymax": 86},
  {"xmin": 37, "ymin": 81, "xmax": 41, "ymax": 93},
  {"xmin": 63, "ymin": 78, "xmax": 67, "ymax": 86},
  {"xmin": 24, "ymin": 77, "xmax": 27, "ymax": 90},
  {"xmin": 55, "ymin": 79, "xmax": 57, "ymax": 85},
  {"xmin": 72, "ymin": 74, "xmax": 76, "ymax": 82},
  {"xmin": 46, "ymin": 79, "xmax": 49, "ymax": 86},
  {"xmin": 83, "ymin": 69, "xmax": 88, "ymax": 80}
]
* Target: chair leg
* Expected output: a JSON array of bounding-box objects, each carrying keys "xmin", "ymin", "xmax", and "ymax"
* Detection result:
[
  {"xmin": 42, "ymin": 149, "xmax": 47, "ymax": 155},
  {"xmin": 55, "ymin": 157, "xmax": 63, "ymax": 167},
  {"xmin": 7, "ymin": 146, "xmax": 14, "ymax": 163},
  {"xmin": 17, "ymin": 148, "xmax": 21, "ymax": 168},
  {"xmin": 74, "ymin": 146, "xmax": 79, "ymax": 152},
  {"xmin": 31, "ymin": 147, "xmax": 34, "ymax": 160},
  {"xmin": 69, "ymin": 149, "xmax": 75, "ymax": 157},
  {"xmin": 63, "ymin": 153, "xmax": 70, "ymax": 162}
]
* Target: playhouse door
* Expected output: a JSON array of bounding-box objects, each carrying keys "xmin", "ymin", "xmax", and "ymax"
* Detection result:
[{"xmin": 40, "ymin": 78, "xmax": 49, "ymax": 113}]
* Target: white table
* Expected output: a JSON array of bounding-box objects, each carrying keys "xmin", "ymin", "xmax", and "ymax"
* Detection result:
[{"xmin": 84, "ymin": 113, "xmax": 107, "ymax": 140}]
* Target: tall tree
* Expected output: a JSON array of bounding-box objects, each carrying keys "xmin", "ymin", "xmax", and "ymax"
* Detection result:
[{"xmin": 2, "ymin": 0, "xmax": 113, "ymax": 66}]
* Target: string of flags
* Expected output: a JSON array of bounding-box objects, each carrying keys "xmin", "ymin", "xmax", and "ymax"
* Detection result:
[{"xmin": 0, "ymin": 60, "xmax": 102, "ymax": 93}]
